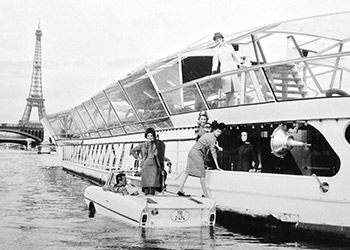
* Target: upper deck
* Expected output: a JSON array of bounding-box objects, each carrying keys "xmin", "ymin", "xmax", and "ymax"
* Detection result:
[{"xmin": 43, "ymin": 12, "xmax": 350, "ymax": 141}]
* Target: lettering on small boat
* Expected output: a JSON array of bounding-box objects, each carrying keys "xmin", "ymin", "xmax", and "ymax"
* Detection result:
[{"xmin": 171, "ymin": 210, "xmax": 190, "ymax": 222}]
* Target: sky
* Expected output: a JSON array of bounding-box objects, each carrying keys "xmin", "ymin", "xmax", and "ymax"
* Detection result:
[{"xmin": 1, "ymin": 0, "xmax": 350, "ymax": 123}]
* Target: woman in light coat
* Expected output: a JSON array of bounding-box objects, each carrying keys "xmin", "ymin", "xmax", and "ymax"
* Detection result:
[{"xmin": 212, "ymin": 32, "xmax": 241, "ymax": 105}]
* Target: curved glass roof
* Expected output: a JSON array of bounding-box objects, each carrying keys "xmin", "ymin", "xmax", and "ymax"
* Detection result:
[{"xmin": 43, "ymin": 11, "xmax": 350, "ymax": 140}]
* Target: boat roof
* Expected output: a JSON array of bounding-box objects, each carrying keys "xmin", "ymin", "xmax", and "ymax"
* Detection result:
[
  {"xmin": 186, "ymin": 11, "xmax": 350, "ymax": 50},
  {"xmin": 43, "ymin": 11, "xmax": 350, "ymax": 141}
]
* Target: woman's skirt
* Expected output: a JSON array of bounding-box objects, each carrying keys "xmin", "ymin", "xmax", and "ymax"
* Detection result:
[
  {"xmin": 185, "ymin": 148, "xmax": 206, "ymax": 178},
  {"xmin": 141, "ymin": 162, "xmax": 160, "ymax": 188}
]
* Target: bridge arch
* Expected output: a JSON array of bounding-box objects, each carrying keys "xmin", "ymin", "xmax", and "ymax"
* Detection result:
[{"xmin": 0, "ymin": 127, "xmax": 43, "ymax": 144}]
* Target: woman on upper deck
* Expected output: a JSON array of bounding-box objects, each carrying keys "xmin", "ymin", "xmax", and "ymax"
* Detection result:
[{"xmin": 212, "ymin": 32, "xmax": 241, "ymax": 106}]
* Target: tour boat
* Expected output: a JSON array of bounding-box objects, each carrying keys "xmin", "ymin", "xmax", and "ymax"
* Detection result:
[
  {"xmin": 42, "ymin": 12, "xmax": 350, "ymax": 240},
  {"xmin": 84, "ymin": 172, "xmax": 216, "ymax": 228}
]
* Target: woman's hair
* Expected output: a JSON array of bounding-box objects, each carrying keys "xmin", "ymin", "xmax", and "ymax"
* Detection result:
[
  {"xmin": 211, "ymin": 120, "xmax": 226, "ymax": 131},
  {"xmin": 197, "ymin": 110, "xmax": 209, "ymax": 121},
  {"xmin": 144, "ymin": 127, "xmax": 156, "ymax": 139}
]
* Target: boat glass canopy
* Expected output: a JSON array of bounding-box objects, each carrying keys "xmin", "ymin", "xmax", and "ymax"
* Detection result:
[{"xmin": 44, "ymin": 11, "xmax": 350, "ymax": 140}]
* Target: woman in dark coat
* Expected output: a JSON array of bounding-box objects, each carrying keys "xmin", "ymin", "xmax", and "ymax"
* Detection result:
[
  {"xmin": 231, "ymin": 131, "xmax": 259, "ymax": 171},
  {"xmin": 130, "ymin": 127, "xmax": 166, "ymax": 195}
]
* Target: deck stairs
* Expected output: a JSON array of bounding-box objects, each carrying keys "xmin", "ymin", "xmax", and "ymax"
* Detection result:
[{"xmin": 265, "ymin": 64, "xmax": 309, "ymax": 100}]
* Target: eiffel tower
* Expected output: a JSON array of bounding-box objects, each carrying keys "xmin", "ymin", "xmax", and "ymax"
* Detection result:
[{"xmin": 19, "ymin": 23, "xmax": 46, "ymax": 125}]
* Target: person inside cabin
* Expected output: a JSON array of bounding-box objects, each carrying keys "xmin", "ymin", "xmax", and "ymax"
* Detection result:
[
  {"xmin": 130, "ymin": 127, "xmax": 167, "ymax": 195},
  {"xmin": 177, "ymin": 120, "xmax": 225, "ymax": 198},
  {"xmin": 212, "ymin": 32, "xmax": 241, "ymax": 106},
  {"xmin": 225, "ymin": 131, "xmax": 259, "ymax": 172}
]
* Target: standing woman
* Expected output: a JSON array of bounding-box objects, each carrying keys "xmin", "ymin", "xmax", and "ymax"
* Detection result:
[
  {"xmin": 130, "ymin": 127, "xmax": 166, "ymax": 195},
  {"xmin": 212, "ymin": 32, "xmax": 241, "ymax": 106},
  {"xmin": 227, "ymin": 131, "xmax": 259, "ymax": 172},
  {"xmin": 177, "ymin": 121, "xmax": 225, "ymax": 198}
]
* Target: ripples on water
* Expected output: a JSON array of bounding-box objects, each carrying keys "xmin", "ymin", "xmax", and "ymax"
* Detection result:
[{"xmin": 0, "ymin": 150, "xmax": 348, "ymax": 250}]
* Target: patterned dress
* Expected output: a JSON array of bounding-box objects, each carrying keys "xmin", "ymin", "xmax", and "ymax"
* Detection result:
[
  {"xmin": 186, "ymin": 133, "xmax": 218, "ymax": 177},
  {"xmin": 194, "ymin": 122, "xmax": 211, "ymax": 141}
]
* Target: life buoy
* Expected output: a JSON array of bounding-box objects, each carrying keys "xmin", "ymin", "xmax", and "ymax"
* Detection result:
[{"xmin": 325, "ymin": 88, "xmax": 349, "ymax": 97}]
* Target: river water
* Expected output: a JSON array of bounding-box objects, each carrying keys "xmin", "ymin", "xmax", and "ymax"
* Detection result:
[{"xmin": 0, "ymin": 150, "xmax": 348, "ymax": 250}]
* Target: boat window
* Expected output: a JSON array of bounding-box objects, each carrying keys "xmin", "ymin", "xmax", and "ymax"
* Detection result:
[
  {"xmin": 42, "ymin": 115, "xmax": 59, "ymax": 139},
  {"xmin": 45, "ymin": 112, "xmax": 82, "ymax": 139},
  {"xmin": 217, "ymin": 122, "xmax": 340, "ymax": 177},
  {"xmin": 44, "ymin": 114, "xmax": 64, "ymax": 139},
  {"xmin": 75, "ymin": 104, "xmax": 99, "ymax": 138},
  {"xmin": 142, "ymin": 117, "xmax": 174, "ymax": 129},
  {"xmin": 149, "ymin": 54, "xmax": 212, "ymax": 88},
  {"xmin": 70, "ymin": 108, "xmax": 90, "ymax": 138},
  {"xmin": 150, "ymin": 56, "xmax": 212, "ymax": 115},
  {"xmin": 149, "ymin": 58, "xmax": 181, "ymax": 90},
  {"xmin": 182, "ymin": 56, "xmax": 212, "ymax": 83},
  {"xmin": 83, "ymin": 99, "xmax": 110, "ymax": 137},
  {"xmin": 198, "ymin": 68, "xmax": 273, "ymax": 108},
  {"xmin": 119, "ymin": 68, "xmax": 169, "ymax": 122},
  {"xmin": 122, "ymin": 124, "xmax": 144, "ymax": 134},
  {"xmin": 160, "ymin": 81, "xmax": 206, "ymax": 115},
  {"xmin": 103, "ymin": 83, "xmax": 143, "ymax": 134},
  {"xmin": 91, "ymin": 92, "xmax": 125, "ymax": 136}
]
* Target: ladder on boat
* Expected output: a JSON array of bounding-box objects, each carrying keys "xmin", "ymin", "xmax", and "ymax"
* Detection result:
[{"xmin": 266, "ymin": 64, "xmax": 309, "ymax": 100}]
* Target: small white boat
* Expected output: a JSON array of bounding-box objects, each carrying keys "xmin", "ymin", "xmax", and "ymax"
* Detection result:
[{"xmin": 84, "ymin": 173, "xmax": 216, "ymax": 228}]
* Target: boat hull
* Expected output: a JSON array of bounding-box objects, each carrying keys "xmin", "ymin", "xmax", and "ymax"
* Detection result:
[
  {"xmin": 164, "ymin": 170, "xmax": 350, "ymax": 242},
  {"xmin": 217, "ymin": 210, "xmax": 350, "ymax": 243}
]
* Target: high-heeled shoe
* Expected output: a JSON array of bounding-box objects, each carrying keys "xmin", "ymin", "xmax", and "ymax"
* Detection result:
[{"xmin": 177, "ymin": 191, "xmax": 190, "ymax": 197}]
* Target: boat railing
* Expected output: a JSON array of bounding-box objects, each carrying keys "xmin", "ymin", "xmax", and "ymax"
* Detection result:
[
  {"xmin": 60, "ymin": 136, "xmax": 198, "ymax": 175},
  {"xmin": 161, "ymin": 51, "xmax": 350, "ymax": 113}
]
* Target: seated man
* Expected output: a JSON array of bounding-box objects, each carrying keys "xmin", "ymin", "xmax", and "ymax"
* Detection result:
[{"xmin": 103, "ymin": 173, "xmax": 139, "ymax": 196}]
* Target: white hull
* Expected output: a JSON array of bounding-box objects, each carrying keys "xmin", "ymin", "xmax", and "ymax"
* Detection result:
[
  {"xmin": 84, "ymin": 185, "xmax": 216, "ymax": 228},
  {"xmin": 167, "ymin": 171, "xmax": 350, "ymax": 227}
]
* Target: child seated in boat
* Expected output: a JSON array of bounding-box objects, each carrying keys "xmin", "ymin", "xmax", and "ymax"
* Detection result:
[{"xmin": 103, "ymin": 173, "xmax": 139, "ymax": 196}]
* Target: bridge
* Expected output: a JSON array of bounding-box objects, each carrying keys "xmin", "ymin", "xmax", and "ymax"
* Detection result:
[
  {"xmin": 0, "ymin": 123, "xmax": 44, "ymax": 147},
  {"xmin": 0, "ymin": 24, "xmax": 47, "ymax": 149}
]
